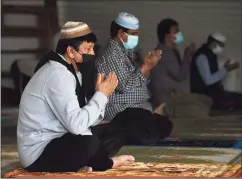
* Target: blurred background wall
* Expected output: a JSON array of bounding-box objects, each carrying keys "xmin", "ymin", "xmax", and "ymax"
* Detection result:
[{"xmin": 1, "ymin": 0, "xmax": 241, "ymax": 96}]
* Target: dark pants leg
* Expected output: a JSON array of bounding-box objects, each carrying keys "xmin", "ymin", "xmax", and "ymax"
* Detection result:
[
  {"xmin": 153, "ymin": 113, "xmax": 174, "ymax": 139},
  {"xmin": 222, "ymin": 91, "xmax": 242, "ymax": 109},
  {"xmin": 91, "ymin": 123, "xmax": 126, "ymax": 157},
  {"xmin": 213, "ymin": 91, "xmax": 242, "ymax": 110},
  {"xmin": 25, "ymin": 133, "xmax": 113, "ymax": 172},
  {"xmin": 111, "ymin": 108, "xmax": 173, "ymax": 145}
]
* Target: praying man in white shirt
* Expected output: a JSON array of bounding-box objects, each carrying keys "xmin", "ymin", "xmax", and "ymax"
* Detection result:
[
  {"xmin": 17, "ymin": 21, "xmax": 134, "ymax": 173},
  {"xmin": 190, "ymin": 32, "xmax": 241, "ymax": 110}
]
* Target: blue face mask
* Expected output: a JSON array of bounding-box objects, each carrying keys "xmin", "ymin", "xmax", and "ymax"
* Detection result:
[
  {"xmin": 174, "ymin": 32, "xmax": 184, "ymax": 44},
  {"xmin": 122, "ymin": 33, "xmax": 139, "ymax": 50}
]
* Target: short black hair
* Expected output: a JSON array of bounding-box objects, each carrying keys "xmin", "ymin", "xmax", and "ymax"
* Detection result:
[
  {"xmin": 55, "ymin": 32, "xmax": 97, "ymax": 55},
  {"xmin": 157, "ymin": 18, "xmax": 178, "ymax": 43},
  {"xmin": 206, "ymin": 35, "xmax": 215, "ymax": 46},
  {"xmin": 110, "ymin": 21, "xmax": 129, "ymax": 38}
]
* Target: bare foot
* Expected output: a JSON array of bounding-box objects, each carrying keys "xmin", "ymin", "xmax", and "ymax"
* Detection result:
[
  {"xmin": 77, "ymin": 166, "xmax": 92, "ymax": 173},
  {"xmin": 111, "ymin": 155, "xmax": 135, "ymax": 168}
]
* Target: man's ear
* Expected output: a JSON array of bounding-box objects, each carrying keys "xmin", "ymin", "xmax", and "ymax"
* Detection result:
[
  {"xmin": 67, "ymin": 46, "xmax": 75, "ymax": 59},
  {"xmin": 118, "ymin": 29, "xmax": 124, "ymax": 39},
  {"xmin": 119, "ymin": 29, "xmax": 128, "ymax": 42}
]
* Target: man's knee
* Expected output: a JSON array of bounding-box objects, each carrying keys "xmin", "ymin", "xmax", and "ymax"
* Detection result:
[{"xmin": 128, "ymin": 122, "xmax": 160, "ymax": 145}]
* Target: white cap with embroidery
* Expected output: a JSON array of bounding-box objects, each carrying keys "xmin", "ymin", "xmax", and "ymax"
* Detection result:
[
  {"xmin": 115, "ymin": 12, "xmax": 139, "ymax": 30},
  {"xmin": 210, "ymin": 32, "xmax": 227, "ymax": 43}
]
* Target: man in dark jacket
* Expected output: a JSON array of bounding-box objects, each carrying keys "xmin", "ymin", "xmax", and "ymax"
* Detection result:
[{"xmin": 190, "ymin": 32, "xmax": 241, "ymax": 110}]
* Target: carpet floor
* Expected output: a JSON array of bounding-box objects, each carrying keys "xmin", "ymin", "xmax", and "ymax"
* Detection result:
[
  {"xmin": 2, "ymin": 146, "xmax": 242, "ymax": 178},
  {"xmin": 4, "ymin": 162, "xmax": 242, "ymax": 178},
  {"xmin": 2, "ymin": 108, "xmax": 242, "ymax": 177},
  {"xmin": 117, "ymin": 146, "xmax": 242, "ymax": 164}
]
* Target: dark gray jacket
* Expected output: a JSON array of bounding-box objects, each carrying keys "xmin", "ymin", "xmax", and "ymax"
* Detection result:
[{"xmin": 149, "ymin": 44, "xmax": 190, "ymax": 108}]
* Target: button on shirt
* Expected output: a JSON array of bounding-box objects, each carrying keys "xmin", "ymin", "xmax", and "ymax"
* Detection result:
[
  {"xmin": 96, "ymin": 39, "xmax": 152, "ymax": 122},
  {"xmin": 17, "ymin": 54, "xmax": 107, "ymax": 168}
]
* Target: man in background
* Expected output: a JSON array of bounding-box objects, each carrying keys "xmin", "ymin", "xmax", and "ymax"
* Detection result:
[
  {"xmin": 149, "ymin": 18, "xmax": 212, "ymax": 118},
  {"xmin": 190, "ymin": 32, "xmax": 241, "ymax": 110}
]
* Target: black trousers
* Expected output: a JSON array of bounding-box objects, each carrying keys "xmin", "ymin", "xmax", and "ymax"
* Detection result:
[
  {"xmin": 111, "ymin": 108, "xmax": 173, "ymax": 145},
  {"xmin": 91, "ymin": 122, "xmax": 126, "ymax": 158},
  {"xmin": 26, "ymin": 123, "xmax": 126, "ymax": 173},
  {"xmin": 213, "ymin": 91, "xmax": 242, "ymax": 110}
]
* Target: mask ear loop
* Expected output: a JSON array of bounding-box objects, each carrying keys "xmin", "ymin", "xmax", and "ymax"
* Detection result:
[
  {"xmin": 73, "ymin": 48, "xmax": 85, "ymax": 63},
  {"xmin": 70, "ymin": 48, "xmax": 82, "ymax": 72},
  {"xmin": 120, "ymin": 31, "xmax": 128, "ymax": 43},
  {"xmin": 120, "ymin": 37, "xmax": 124, "ymax": 43}
]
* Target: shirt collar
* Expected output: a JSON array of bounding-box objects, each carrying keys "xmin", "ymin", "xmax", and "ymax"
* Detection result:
[
  {"xmin": 55, "ymin": 51, "xmax": 81, "ymax": 74},
  {"xmin": 56, "ymin": 52, "xmax": 67, "ymax": 62},
  {"xmin": 110, "ymin": 38, "xmax": 122, "ymax": 47},
  {"xmin": 109, "ymin": 38, "xmax": 132, "ymax": 55}
]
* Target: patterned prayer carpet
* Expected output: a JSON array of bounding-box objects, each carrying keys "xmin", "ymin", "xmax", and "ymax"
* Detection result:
[
  {"xmin": 3, "ymin": 146, "xmax": 242, "ymax": 178},
  {"xmin": 2, "ymin": 108, "xmax": 242, "ymax": 177},
  {"xmin": 4, "ymin": 162, "xmax": 242, "ymax": 178},
  {"xmin": 170, "ymin": 115, "xmax": 242, "ymax": 140},
  {"xmin": 117, "ymin": 146, "xmax": 242, "ymax": 164}
]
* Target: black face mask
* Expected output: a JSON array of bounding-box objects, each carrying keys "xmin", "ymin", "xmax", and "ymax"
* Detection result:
[
  {"xmin": 77, "ymin": 54, "xmax": 96, "ymax": 72},
  {"xmin": 82, "ymin": 54, "xmax": 96, "ymax": 64}
]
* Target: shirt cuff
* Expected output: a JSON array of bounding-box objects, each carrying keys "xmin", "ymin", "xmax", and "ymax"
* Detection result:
[
  {"xmin": 91, "ymin": 115, "xmax": 103, "ymax": 126},
  {"xmin": 138, "ymin": 69, "xmax": 149, "ymax": 82},
  {"xmin": 146, "ymin": 75, "xmax": 151, "ymax": 84}
]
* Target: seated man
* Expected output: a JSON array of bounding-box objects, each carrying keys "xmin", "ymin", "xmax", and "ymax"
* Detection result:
[
  {"xmin": 149, "ymin": 18, "xmax": 213, "ymax": 118},
  {"xmin": 96, "ymin": 12, "xmax": 173, "ymax": 145},
  {"xmin": 149, "ymin": 19, "xmax": 194, "ymax": 109},
  {"xmin": 190, "ymin": 32, "xmax": 241, "ymax": 110},
  {"xmin": 17, "ymin": 21, "xmax": 134, "ymax": 173}
]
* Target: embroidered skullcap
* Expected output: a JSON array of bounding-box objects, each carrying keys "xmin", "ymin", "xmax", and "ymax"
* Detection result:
[
  {"xmin": 60, "ymin": 21, "xmax": 92, "ymax": 39},
  {"xmin": 115, "ymin": 12, "xmax": 139, "ymax": 30}
]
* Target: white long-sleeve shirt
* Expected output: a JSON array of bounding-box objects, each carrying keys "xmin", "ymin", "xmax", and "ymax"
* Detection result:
[
  {"xmin": 17, "ymin": 58, "xmax": 107, "ymax": 168},
  {"xmin": 195, "ymin": 54, "xmax": 227, "ymax": 85}
]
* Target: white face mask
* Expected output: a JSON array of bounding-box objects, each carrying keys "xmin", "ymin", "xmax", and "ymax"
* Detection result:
[
  {"xmin": 212, "ymin": 45, "xmax": 224, "ymax": 55},
  {"xmin": 120, "ymin": 32, "xmax": 139, "ymax": 50}
]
